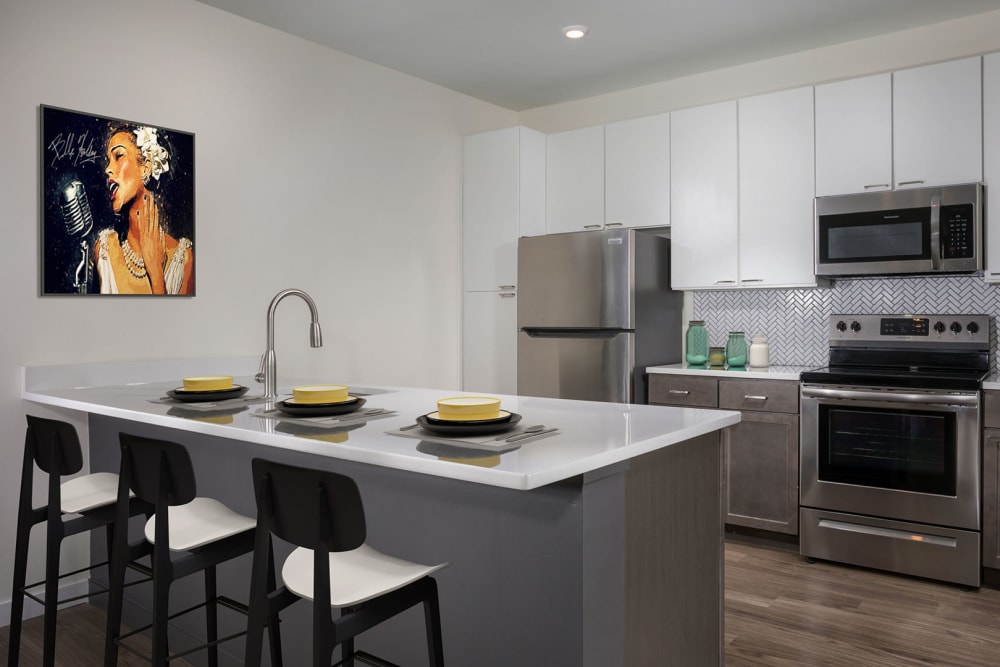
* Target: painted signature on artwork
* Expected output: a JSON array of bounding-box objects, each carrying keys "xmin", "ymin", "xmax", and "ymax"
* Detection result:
[{"xmin": 48, "ymin": 131, "xmax": 99, "ymax": 167}]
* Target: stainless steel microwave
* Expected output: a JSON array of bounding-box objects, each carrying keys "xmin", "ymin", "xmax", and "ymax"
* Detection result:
[{"xmin": 814, "ymin": 183, "xmax": 982, "ymax": 277}]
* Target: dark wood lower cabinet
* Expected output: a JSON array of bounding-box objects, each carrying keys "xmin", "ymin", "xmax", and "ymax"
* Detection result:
[
  {"xmin": 648, "ymin": 373, "xmax": 800, "ymax": 537},
  {"xmin": 722, "ymin": 411, "xmax": 799, "ymax": 534},
  {"xmin": 984, "ymin": 428, "xmax": 1000, "ymax": 570}
]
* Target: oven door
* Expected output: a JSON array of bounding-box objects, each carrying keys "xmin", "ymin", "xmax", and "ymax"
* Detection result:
[{"xmin": 800, "ymin": 384, "xmax": 980, "ymax": 530}]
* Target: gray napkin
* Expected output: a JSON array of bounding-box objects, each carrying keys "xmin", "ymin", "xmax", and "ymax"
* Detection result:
[{"xmin": 386, "ymin": 426, "xmax": 558, "ymax": 452}]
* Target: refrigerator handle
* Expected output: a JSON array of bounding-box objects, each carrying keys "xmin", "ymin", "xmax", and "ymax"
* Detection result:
[{"xmin": 521, "ymin": 328, "xmax": 624, "ymax": 339}]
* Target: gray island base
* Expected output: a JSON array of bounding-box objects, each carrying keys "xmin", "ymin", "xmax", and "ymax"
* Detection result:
[{"xmin": 22, "ymin": 360, "xmax": 735, "ymax": 666}]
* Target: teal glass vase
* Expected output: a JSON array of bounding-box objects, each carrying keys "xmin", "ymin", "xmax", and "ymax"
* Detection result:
[
  {"xmin": 685, "ymin": 321, "xmax": 709, "ymax": 365},
  {"xmin": 726, "ymin": 331, "xmax": 747, "ymax": 367}
]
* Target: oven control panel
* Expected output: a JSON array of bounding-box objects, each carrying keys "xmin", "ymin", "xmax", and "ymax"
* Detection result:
[{"xmin": 829, "ymin": 314, "xmax": 990, "ymax": 346}]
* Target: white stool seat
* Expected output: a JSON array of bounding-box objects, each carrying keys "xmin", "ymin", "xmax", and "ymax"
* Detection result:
[
  {"xmin": 145, "ymin": 497, "xmax": 255, "ymax": 551},
  {"xmin": 283, "ymin": 543, "xmax": 448, "ymax": 607},
  {"xmin": 61, "ymin": 472, "xmax": 123, "ymax": 514}
]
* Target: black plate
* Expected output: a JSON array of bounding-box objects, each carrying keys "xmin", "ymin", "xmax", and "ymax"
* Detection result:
[
  {"xmin": 423, "ymin": 410, "xmax": 513, "ymax": 426},
  {"xmin": 416, "ymin": 412, "xmax": 521, "ymax": 436},
  {"xmin": 276, "ymin": 397, "xmax": 366, "ymax": 417},
  {"xmin": 282, "ymin": 395, "xmax": 359, "ymax": 408},
  {"xmin": 166, "ymin": 385, "xmax": 249, "ymax": 403}
]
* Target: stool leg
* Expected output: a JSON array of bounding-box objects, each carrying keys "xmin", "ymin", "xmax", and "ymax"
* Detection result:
[
  {"xmin": 339, "ymin": 610, "xmax": 354, "ymax": 667},
  {"xmin": 151, "ymin": 553, "xmax": 171, "ymax": 667},
  {"xmin": 104, "ymin": 523, "xmax": 130, "ymax": 667},
  {"xmin": 8, "ymin": 508, "xmax": 35, "ymax": 667},
  {"xmin": 424, "ymin": 579, "xmax": 445, "ymax": 667},
  {"xmin": 42, "ymin": 514, "xmax": 64, "ymax": 667},
  {"xmin": 205, "ymin": 565, "xmax": 219, "ymax": 667},
  {"xmin": 266, "ymin": 546, "xmax": 283, "ymax": 667}
]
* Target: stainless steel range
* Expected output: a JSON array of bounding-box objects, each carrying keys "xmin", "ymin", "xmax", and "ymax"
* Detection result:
[{"xmin": 799, "ymin": 314, "xmax": 991, "ymax": 587}]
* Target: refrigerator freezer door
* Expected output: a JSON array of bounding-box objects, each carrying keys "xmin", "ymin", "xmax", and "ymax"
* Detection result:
[
  {"xmin": 517, "ymin": 229, "xmax": 633, "ymax": 329},
  {"xmin": 517, "ymin": 330, "xmax": 634, "ymax": 403}
]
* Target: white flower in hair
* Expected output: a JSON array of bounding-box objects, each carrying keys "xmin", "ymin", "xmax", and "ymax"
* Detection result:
[{"xmin": 133, "ymin": 126, "xmax": 170, "ymax": 182}]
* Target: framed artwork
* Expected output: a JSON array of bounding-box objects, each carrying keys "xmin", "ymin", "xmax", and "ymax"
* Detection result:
[{"xmin": 40, "ymin": 105, "xmax": 195, "ymax": 295}]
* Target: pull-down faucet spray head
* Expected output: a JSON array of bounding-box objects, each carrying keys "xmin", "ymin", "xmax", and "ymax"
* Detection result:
[{"xmin": 256, "ymin": 288, "xmax": 323, "ymax": 399}]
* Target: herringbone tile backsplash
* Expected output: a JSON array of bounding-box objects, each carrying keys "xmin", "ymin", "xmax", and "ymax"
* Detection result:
[{"xmin": 692, "ymin": 276, "xmax": 1000, "ymax": 369}]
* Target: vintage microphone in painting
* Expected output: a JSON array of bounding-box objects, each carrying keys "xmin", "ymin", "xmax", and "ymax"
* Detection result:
[{"xmin": 59, "ymin": 180, "xmax": 94, "ymax": 293}]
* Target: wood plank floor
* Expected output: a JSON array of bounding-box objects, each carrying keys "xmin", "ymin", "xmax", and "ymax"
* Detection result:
[
  {"xmin": 4, "ymin": 541, "xmax": 1000, "ymax": 665},
  {"xmin": 726, "ymin": 539, "xmax": 1000, "ymax": 666},
  {"xmin": 0, "ymin": 603, "xmax": 195, "ymax": 667}
]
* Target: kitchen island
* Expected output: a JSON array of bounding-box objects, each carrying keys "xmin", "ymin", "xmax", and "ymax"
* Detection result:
[{"xmin": 22, "ymin": 359, "xmax": 740, "ymax": 667}]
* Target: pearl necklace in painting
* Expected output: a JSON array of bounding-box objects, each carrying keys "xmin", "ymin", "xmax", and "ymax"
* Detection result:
[{"xmin": 121, "ymin": 238, "xmax": 147, "ymax": 280}]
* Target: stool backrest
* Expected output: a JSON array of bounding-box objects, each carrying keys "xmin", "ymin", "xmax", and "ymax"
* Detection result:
[
  {"xmin": 119, "ymin": 433, "xmax": 197, "ymax": 506},
  {"xmin": 25, "ymin": 415, "xmax": 84, "ymax": 476},
  {"xmin": 251, "ymin": 458, "xmax": 366, "ymax": 552}
]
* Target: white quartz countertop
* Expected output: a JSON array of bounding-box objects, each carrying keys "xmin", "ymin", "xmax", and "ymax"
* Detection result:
[
  {"xmin": 21, "ymin": 359, "xmax": 740, "ymax": 491},
  {"xmin": 647, "ymin": 363, "xmax": 815, "ymax": 381}
]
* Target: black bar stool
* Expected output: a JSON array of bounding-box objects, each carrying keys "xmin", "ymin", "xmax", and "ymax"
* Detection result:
[
  {"xmin": 244, "ymin": 458, "xmax": 448, "ymax": 667},
  {"xmin": 104, "ymin": 432, "xmax": 273, "ymax": 667},
  {"xmin": 8, "ymin": 415, "xmax": 152, "ymax": 667}
]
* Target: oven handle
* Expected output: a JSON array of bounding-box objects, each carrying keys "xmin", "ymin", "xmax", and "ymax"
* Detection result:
[{"xmin": 800, "ymin": 385, "xmax": 979, "ymax": 406}]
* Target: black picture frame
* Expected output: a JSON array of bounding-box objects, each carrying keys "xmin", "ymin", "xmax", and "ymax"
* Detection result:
[{"xmin": 40, "ymin": 105, "xmax": 195, "ymax": 295}]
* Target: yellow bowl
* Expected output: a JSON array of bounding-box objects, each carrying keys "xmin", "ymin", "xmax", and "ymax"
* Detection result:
[
  {"xmin": 292, "ymin": 384, "xmax": 349, "ymax": 404},
  {"xmin": 436, "ymin": 396, "xmax": 502, "ymax": 422},
  {"xmin": 182, "ymin": 376, "xmax": 234, "ymax": 392}
]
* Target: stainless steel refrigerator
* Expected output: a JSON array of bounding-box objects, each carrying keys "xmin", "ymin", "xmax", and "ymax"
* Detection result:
[{"xmin": 517, "ymin": 228, "xmax": 683, "ymax": 403}]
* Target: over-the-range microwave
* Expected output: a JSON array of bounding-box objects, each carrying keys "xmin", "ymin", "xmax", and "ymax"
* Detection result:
[{"xmin": 814, "ymin": 183, "xmax": 982, "ymax": 277}]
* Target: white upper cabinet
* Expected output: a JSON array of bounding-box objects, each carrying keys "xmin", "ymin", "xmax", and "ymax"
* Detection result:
[
  {"xmin": 815, "ymin": 73, "xmax": 893, "ymax": 196},
  {"xmin": 738, "ymin": 86, "xmax": 818, "ymax": 288},
  {"xmin": 546, "ymin": 114, "xmax": 671, "ymax": 234},
  {"xmin": 546, "ymin": 126, "xmax": 605, "ymax": 234},
  {"xmin": 462, "ymin": 126, "xmax": 545, "ymax": 291},
  {"xmin": 670, "ymin": 100, "xmax": 739, "ymax": 289},
  {"xmin": 893, "ymin": 57, "xmax": 982, "ymax": 189},
  {"xmin": 604, "ymin": 113, "xmax": 671, "ymax": 229},
  {"xmin": 984, "ymin": 53, "xmax": 1000, "ymax": 283}
]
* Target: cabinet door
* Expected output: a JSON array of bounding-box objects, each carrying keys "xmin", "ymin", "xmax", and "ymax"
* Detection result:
[
  {"xmin": 517, "ymin": 127, "xmax": 547, "ymax": 238},
  {"xmin": 546, "ymin": 126, "xmax": 605, "ymax": 234},
  {"xmin": 815, "ymin": 73, "xmax": 893, "ymax": 196},
  {"xmin": 984, "ymin": 54, "xmax": 1000, "ymax": 283},
  {"xmin": 462, "ymin": 128, "xmax": 519, "ymax": 291},
  {"xmin": 984, "ymin": 428, "xmax": 1000, "ymax": 569},
  {"xmin": 605, "ymin": 113, "xmax": 670, "ymax": 229},
  {"xmin": 722, "ymin": 411, "xmax": 799, "ymax": 535},
  {"xmin": 738, "ymin": 86, "xmax": 817, "ymax": 287},
  {"xmin": 670, "ymin": 101, "xmax": 739, "ymax": 289},
  {"xmin": 893, "ymin": 57, "xmax": 982, "ymax": 189},
  {"xmin": 462, "ymin": 290, "xmax": 517, "ymax": 394}
]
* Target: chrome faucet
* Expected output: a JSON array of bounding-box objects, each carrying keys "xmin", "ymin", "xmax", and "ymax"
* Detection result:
[{"xmin": 255, "ymin": 289, "xmax": 323, "ymax": 399}]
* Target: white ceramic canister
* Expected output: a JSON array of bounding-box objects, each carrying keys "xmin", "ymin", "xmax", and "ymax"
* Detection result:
[{"xmin": 748, "ymin": 334, "xmax": 769, "ymax": 368}]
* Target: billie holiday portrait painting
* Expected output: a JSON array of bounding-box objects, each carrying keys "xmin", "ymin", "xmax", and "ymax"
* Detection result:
[{"xmin": 41, "ymin": 105, "xmax": 195, "ymax": 295}]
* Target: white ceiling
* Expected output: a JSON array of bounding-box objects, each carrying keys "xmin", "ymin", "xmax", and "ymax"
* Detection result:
[{"xmin": 195, "ymin": 0, "xmax": 1000, "ymax": 111}]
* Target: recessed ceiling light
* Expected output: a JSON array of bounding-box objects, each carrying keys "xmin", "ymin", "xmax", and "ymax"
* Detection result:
[{"xmin": 562, "ymin": 25, "xmax": 590, "ymax": 40}]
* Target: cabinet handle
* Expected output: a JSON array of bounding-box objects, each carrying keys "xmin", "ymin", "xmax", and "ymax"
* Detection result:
[
  {"xmin": 498, "ymin": 285, "xmax": 515, "ymax": 290},
  {"xmin": 499, "ymin": 292, "xmax": 516, "ymax": 298},
  {"xmin": 863, "ymin": 183, "xmax": 891, "ymax": 190},
  {"xmin": 668, "ymin": 389, "xmax": 690, "ymax": 395},
  {"xmin": 741, "ymin": 278, "xmax": 764, "ymax": 283},
  {"xmin": 714, "ymin": 280, "xmax": 736, "ymax": 285},
  {"xmin": 897, "ymin": 180, "xmax": 925, "ymax": 187},
  {"xmin": 744, "ymin": 395, "xmax": 768, "ymax": 401},
  {"xmin": 583, "ymin": 224, "xmax": 603, "ymax": 230},
  {"xmin": 605, "ymin": 222, "xmax": 624, "ymax": 228}
]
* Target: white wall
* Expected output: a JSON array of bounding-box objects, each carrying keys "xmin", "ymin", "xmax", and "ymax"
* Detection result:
[
  {"xmin": 0, "ymin": 0, "xmax": 515, "ymax": 616},
  {"xmin": 520, "ymin": 9, "xmax": 1000, "ymax": 132}
]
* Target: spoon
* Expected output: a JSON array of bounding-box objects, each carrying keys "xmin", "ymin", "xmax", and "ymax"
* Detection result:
[{"xmin": 496, "ymin": 424, "xmax": 544, "ymax": 440}]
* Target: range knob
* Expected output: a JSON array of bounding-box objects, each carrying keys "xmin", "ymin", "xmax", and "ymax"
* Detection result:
[
  {"xmin": 950, "ymin": 321, "xmax": 962, "ymax": 334},
  {"xmin": 836, "ymin": 320, "xmax": 847, "ymax": 332},
  {"xmin": 967, "ymin": 321, "xmax": 980, "ymax": 334},
  {"xmin": 850, "ymin": 321, "xmax": 862, "ymax": 333},
  {"xmin": 933, "ymin": 321, "xmax": 946, "ymax": 334}
]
